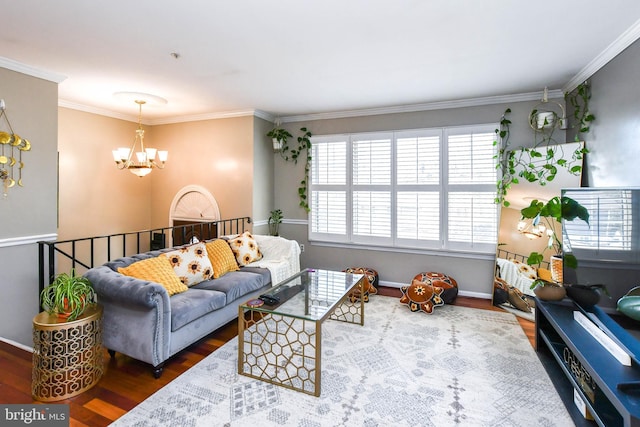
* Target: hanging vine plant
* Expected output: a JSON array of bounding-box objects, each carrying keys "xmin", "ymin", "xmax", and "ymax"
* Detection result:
[
  {"xmin": 494, "ymin": 82, "xmax": 592, "ymax": 207},
  {"xmin": 269, "ymin": 126, "xmax": 313, "ymax": 212}
]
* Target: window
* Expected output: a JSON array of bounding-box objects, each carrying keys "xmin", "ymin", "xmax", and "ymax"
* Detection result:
[
  {"xmin": 563, "ymin": 189, "xmax": 637, "ymax": 262},
  {"xmin": 309, "ymin": 125, "xmax": 498, "ymax": 253}
]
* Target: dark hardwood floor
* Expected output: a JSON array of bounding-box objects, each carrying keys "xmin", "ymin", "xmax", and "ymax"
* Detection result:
[{"xmin": 0, "ymin": 288, "xmax": 534, "ymax": 426}]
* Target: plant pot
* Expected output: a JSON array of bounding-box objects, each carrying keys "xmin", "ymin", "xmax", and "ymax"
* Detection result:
[
  {"xmin": 272, "ymin": 138, "xmax": 283, "ymax": 151},
  {"xmin": 566, "ymin": 284, "xmax": 600, "ymax": 308},
  {"xmin": 268, "ymin": 222, "xmax": 279, "ymax": 236},
  {"xmin": 56, "ymin": 296, "xmax": 87, "ymax": 319},
  {"xmin": 534, "ymin": 284, "xmax": 566, "ymax": 301},
  {"xmin": 550, "ymin": 256, "xmax": 563, "ymax": 283},
  {"xmin": 617, "ymin": 286, "xmax": 640, "ymax": 321}
]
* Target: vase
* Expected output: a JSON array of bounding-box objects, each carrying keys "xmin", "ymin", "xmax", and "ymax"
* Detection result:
[
  {"xmin": 617, "ymin": 286, "xmax": 640, "ymax": 321},
  {"xmin": 566, "ymin": 284, "xmax": 600, "ymax": 308},
  {"xmin": 534, "ymin": 285, "xmax": 566, "ymax": 301},
  {"xmin": 268, "ymin": 221, "xmax": 279, "ymax": 236},
  {"xmin": 550, "ymin": 256, "xmax": 563, "ymax": 283}
]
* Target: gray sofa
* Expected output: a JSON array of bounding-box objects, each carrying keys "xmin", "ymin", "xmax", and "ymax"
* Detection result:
[{"xmin": 85, "ymin": 235, "xmax": 300, "ymax": 378}]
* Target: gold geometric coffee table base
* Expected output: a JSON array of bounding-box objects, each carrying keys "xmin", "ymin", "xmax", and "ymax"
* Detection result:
[{"xmin": 238, "ymin": 275, "xmax": 364, "ymax": 396}]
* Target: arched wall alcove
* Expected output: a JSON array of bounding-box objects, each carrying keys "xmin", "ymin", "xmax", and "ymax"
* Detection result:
[{"xmin": 167, "ymin": 185, "xmax": 220, "ymax": 246}]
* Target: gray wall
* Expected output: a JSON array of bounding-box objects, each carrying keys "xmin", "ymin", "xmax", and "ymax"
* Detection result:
[
  {"xmin": 252, "ymin": 116, "xmax": 276, "ymax": 235},
  {"xmin": 0, "ymin": 67, "xmax": 59, "ymax": 347},
  {"xmin": 576, "ymin": 40, "xmax": 640, "ymax": 188},
  {"xmin": 276, "ymin": 99, "xmax": 564, "ymax": 296},
  {"xmin": 565, "ymin": 39, "xmax": 640, "ymax": 310}
]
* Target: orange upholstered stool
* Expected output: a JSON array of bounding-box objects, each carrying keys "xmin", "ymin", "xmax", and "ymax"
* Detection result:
[
  {"xmin": 343, "ymin": 267, "xmax": 378, "ymax": 303},
  {"xmin": 400, "ymin": 279, "xmax": 445, "ymax": 314},
  {"xmin": 412, "ymin": 272, "xmax": 458, "ymax": 304}
]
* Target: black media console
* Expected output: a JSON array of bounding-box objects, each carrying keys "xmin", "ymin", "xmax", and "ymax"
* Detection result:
[{"xmin": 536, "ymin": 298, "xmax": 640, "ymax": 427}]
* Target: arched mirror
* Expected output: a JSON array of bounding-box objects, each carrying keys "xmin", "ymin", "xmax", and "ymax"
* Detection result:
[{"xmin": 493, "ymin": 142, "xmax": 584, "ymax": 320}]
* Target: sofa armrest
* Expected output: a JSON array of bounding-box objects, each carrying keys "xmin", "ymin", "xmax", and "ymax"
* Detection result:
[
  {"xmin": 85, "ymin": 266, "xmax": 170, "ymax": 309},
  {"xmin": 84, "ymin": 265, "xmax": 172, "ymax": 367}
]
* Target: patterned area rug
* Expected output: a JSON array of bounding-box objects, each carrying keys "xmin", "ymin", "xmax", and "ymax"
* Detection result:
[{"xmin": 111, "ymin": 296, "xmax": 572, "ymax": 426}]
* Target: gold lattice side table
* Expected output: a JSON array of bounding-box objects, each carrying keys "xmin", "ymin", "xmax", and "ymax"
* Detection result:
[{"xmin": 32, "ymin": 304, "xmax": 103, "ymax": 402}]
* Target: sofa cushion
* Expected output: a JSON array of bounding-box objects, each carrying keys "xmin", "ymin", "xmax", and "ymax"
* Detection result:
[
  {"xmin": 193, "ymin": 271, "xmax": 265, "ymax": 303},
  {"xmin": 228, "ymin": 231, "xmax": 263, "ymax": 266},
  {"xmin": 118, "ymin": 256, "xmax": 187, "ymax": 296},
  {"xmin": 170, "ymin": 288, "xmax": 227, "ymax": 331},
  {"xmin": 162, "ymin": 242, "xmax": 213, "ymax": 287},
  {"xmin": 241, "ymin": 266, "xmax": 272, "ymax": 287},
  {"xmin": 205, "ymin": 239, "xmax": 240, "ymax": 278}
]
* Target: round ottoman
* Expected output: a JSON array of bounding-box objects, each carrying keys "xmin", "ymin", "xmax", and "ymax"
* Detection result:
[
  {"xmin": 343, "ymin": 267, "xmax": 378, "ymax": 303},
  {"xmin": 400, "ymin": 279, "xmax": 445, "ymax": 314},
  {"xmin": 412, "ymin": 272, "xmax": 458, "ymax": 304}
]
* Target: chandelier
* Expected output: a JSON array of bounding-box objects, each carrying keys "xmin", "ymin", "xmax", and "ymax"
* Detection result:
[
  {"xmin": 112, "ymin": 100, "xmax": 167, "ymax": 177},
  {"xmin": 517, "ymin": 216, "xmax": 553, "ymax": 240}
]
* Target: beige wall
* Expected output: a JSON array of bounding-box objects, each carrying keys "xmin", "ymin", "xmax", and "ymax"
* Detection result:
[
  {"xmin": 149, "ymin": 116, "xmax": 255, "ymax": 229},
  {"xmin": 58, "ymin": 108, "xmax": 153, "ymax": 240}
]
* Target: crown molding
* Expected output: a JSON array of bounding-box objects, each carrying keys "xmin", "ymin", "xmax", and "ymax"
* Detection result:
[
  {"xmin": 59, "ymin": 99, "xmax": 140, "ymax": 123},
  {"xmin": 60, "ymin": 90, "xmax": 562, "ymax": 125},
  {"xmin": 279, "ymin": 90, "xmax": 564, "ymax": 123},
  {"xmin": 150, "ymin": 109, "xmax": 273, "ymax": 125},
  {"xmin": 563, "ymin": 18, "xmax": 640, "ymax": 93},
  {"xmin": 0, "ymin": 56, "xmax": 66, "ymax": 83},
  {"xmin": 59, "ymin": 99, "xmax": 273, "ymax": 125}
]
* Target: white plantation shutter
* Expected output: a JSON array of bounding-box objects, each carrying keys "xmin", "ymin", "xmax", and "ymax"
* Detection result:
[
  {"xmin": 395, "ymin": 130, "xmax": 441, "ymax": 247},
  {"xmin": 563, "ymin": 189, "xmax": 635, "ymax": 262},
  {"xmin": 310, "ymin": 137, "xmax": 348, "ymax": 241},
  {"xmin": 397, "ymin": 133, "xmax": 440, "ymax": 185},
  {"xmin": 352, "ymin": 135, "xmax": 392, "ymax": 243},
  {"xmin": 397, "ymin": 191, "xmax": 440, "ymax": 241},
  {"xmin": 309, "ymin": 125, "xmax": 498, "ymax": 253},
  {"xmin": 446, "ymin": 127, "xmax": 499, "ymax": 251},
  {"xmin": 447, "ymin": 130, "xmax": 497, "ymax": 184}
]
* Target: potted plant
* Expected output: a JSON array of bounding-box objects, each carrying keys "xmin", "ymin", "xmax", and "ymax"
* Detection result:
[
  {"xmin": 520, "ymin": 196, "xmax": 589, "ymax": 281},
  {"xmin": 530, "ymin": 279, "xmax": 566, "ymax": 301},
  {"xmin": 267, "ymin": 127, "xmax": 292, "ymax": 152},
  {"xmin": 268, "ymin": 209, "xmax": 283, "ymax": 236},
  {"xmin": 40, "ymin": 269, "xmax": 97, "ymax": 321}
]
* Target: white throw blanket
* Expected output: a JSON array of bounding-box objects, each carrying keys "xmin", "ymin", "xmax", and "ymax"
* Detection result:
[
  {"xmin": 496, "ymin": 257, "xmax": 535, "ymax": 296},
  {"xmin": 246, "ymin": 235, "xmax": 301, "ymax": 285}
]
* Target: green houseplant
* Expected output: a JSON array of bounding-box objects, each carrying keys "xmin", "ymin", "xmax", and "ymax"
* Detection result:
[
  {"xmin": 267, "ymin": 127, "xmax": 293, "ymax": 152},
  {"xmin": 40, "ymin": 269, "xmax": 97, "ymax": 321},
  {"xmin": 268, "ymin": 208, "xmax": 283, "ymax": 236},
  {"xmin": 494, "ymin": 82, "xmax": 592, "ymax": 207},
  {"xmin": 267, "ymin": 126, "xmax": 313, "ymax": 212},
  {"xmin": 520, "ymin": 195, "xmax": 590, "ymax": 269}
]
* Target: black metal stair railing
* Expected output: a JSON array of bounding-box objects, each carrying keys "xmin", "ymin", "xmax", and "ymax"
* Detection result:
[{"xmin": 37, "ymin": 216, "xmax": 252, "ymax": 304}]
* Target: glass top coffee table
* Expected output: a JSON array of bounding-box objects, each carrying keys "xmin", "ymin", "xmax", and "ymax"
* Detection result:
[{"xmin": 238, "ymin": 268, "xmax": 366, "ymax": 396}]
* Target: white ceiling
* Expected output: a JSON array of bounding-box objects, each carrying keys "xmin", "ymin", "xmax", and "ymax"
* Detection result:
[{"xmin": 2, "ymin": 1, "xmax": 640, "ymax": 123}]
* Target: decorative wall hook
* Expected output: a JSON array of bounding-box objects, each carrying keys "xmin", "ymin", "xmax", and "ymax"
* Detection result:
[{"xmin": 0, "ymin": 99, "xmax": 31, "ymax": 198}]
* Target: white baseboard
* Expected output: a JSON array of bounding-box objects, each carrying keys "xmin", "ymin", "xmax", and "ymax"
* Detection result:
[
  {"xmin": 0, "ymin": 336, "xmax": 33, "ymax": 353},
  {"xmin": 379, "ymin": 280, "xmax": 491, "ymax": 300}
]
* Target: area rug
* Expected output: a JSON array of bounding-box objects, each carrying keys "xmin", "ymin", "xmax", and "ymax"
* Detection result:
[{"xmin": 111, "ymin": 296, "xmax": 572, "ymax": 427}]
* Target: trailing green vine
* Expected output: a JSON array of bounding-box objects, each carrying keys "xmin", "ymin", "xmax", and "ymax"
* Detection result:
[
  {"xmin": 268, "ymin": 126, "xmax": 313, "ymax": 212},
  {"xmin": 494, "ymin": 82, "xmax": 592, "ymax": 207},
  {"xmin": 568, "ymin": 81, "xmax": 595, "ymax": 141}
]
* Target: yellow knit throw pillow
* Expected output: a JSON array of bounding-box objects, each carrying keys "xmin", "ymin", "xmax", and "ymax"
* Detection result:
[
  {"xmin": 205, "ymin": 239, "xmax": 240, "ymax": 278},
  {"xmin": 118, "ymin": 256, "xmax": 187, "ymax": 296}
]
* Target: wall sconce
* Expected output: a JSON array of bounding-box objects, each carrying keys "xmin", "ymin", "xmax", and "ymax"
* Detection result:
[
  {"xmin": 529, "ymin": 87, "xmax": 567, "ymax": 131},
  {"xmin": 0, "ymin": 99, "xmax": 31, "ymax": 198}
]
